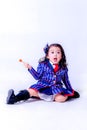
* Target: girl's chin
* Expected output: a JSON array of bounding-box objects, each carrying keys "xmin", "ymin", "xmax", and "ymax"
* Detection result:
[
  {"xmin": 49, "ymin": 59, "xmax": 58, "ymax": 64},
  {"xmin": 52, "ymin": 61, "xmax": 58, "ymax": 64}
]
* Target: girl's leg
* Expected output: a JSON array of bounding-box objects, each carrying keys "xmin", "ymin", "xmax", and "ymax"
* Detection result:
[
  {"xmin": 6, "ymin": 88, "xmax": 39, "ymax": 104},
  {"xmin": 54, "ymin": 94, "xmax": 68, "ymax": 102},
  {"xmin": 54, "ymin": 91, "xmax": 80, "ymax": 102},
  {"xmin": 27, "ymin": 88, "xmax": 40, "ymax": 98},
  {"xmin": 6, "ymin": 89, "xmax": 30, "ymax": 104}
]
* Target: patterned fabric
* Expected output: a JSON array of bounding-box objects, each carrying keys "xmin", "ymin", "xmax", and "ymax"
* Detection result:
[{"xmin": 28, "ymin": 59, "xmax": 74, "ymax": 96}]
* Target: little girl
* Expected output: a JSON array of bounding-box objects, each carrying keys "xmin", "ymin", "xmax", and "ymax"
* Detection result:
[{"xmin": 6, "ymin": 43, "xmax": 80, "ymax": 104}]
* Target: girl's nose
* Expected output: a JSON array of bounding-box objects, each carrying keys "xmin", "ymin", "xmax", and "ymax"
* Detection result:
[{"xmin": 54, "ymin": 53, "xmax": 57, "ymax": 56}]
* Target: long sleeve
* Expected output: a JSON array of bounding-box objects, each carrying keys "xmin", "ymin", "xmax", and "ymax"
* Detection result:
[
  {"xmin": 62, "ymin": 68, "xmax": 74, "ymax": 92},
  {"xmin": 28, "ymin": 63, "xmax": 44, "ymax": 80}
]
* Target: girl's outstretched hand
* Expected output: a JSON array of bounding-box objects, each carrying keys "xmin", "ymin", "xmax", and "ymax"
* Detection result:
[{"xmin": 19, "ymin": 59, "xmax": 32, "ymax": 69}]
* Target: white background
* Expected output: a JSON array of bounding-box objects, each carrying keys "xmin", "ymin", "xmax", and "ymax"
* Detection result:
[
  {"xmin": 0, "ymin": 0, "xmax": 87, "ymax": 95},
  {"xmin": 0, "ymin": 1, "xmax": 87, "ymax": 130}
]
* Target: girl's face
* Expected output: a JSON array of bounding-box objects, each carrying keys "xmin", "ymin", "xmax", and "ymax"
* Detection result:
[{"xmin": 47, "ymin": 46, "xmax": 62, "ymax": 64}]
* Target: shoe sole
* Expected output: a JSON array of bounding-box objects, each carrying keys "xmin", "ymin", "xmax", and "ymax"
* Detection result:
[{"xmin": 6, "ymin": 89, "xmax": 14, "ymax": 104}]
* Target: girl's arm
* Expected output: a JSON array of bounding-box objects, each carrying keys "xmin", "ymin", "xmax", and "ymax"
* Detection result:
[
  {"xmin": 19, "ymin": 59, "xmax": 44, "ymax": 80},
  {"xmin": 28, "ymin": 63, "xmax": 44, "ymax": 80},
  {"xmin": 62, "ymin": 68, "xmax": 74, "ymax": 94}
]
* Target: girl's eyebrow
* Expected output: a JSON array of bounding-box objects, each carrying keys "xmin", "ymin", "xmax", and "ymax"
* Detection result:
[{"xmin": 50, "ymin": 49, "xmax": 54, "ymax": 51}]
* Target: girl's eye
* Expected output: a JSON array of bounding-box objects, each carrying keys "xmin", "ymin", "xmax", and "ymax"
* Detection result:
[
  {"xmin": 51, "ymin": 51, "xmax": 54, "ymax": 54},
  {"xmin": 57, "ymin": 51, "xmax": 60, "ymax": 54}
]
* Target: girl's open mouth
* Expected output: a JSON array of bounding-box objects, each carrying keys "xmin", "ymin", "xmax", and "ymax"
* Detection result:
[{"xmin": 53, "ymin": 58, "xmax": 57, "ymax": 62}]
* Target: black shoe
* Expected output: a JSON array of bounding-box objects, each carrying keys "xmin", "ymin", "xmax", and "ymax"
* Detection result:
[
  {"xmin": 73, "ymin": 91, "xmax": 80, "ymax": 98},
  {"xmin": 6, "ymin": 89, "xmax": 16, "ymax": 104},
  {"xmin": 67, "ymin": 91, "xmax": 80, "ymax": 101}
]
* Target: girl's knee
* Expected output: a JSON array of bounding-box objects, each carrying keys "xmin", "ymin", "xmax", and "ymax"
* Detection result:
[
  {"xmin": 54, "ymin": 94, "xmax": 68, "ymax": 102},
  {"xmin": 27, "ymin": 88, "xmax": 39, "ymax": 97}
]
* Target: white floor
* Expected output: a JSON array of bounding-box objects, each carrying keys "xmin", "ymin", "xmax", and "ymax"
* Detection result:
[
  {"xmin": 0, "ymin": 48, "xmax": 87, "ymax": 130},
  {"xmin": 0, "ymin": 63, "xmax": 87, "ymax": 130},
  {"xmin": 0, "ymin": 93, "xmax": 87, "ymax": 130}
]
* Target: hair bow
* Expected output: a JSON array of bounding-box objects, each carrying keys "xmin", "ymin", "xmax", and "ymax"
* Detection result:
[{"xmin": 43, "ymin": 44, "xmax": 49, "ymax": 54}]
